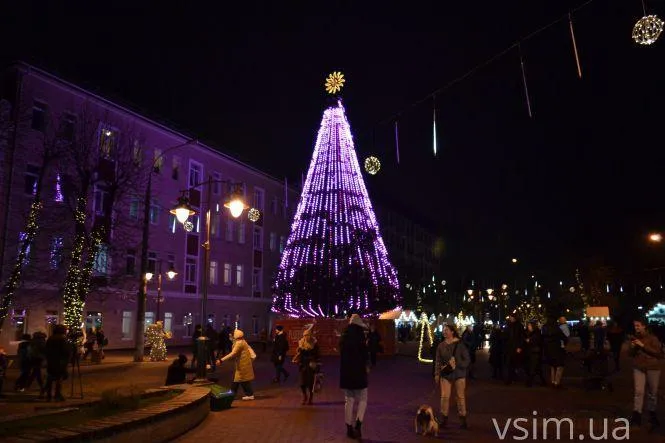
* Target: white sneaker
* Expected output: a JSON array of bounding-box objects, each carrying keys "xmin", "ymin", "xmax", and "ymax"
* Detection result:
[{"xmin": 241, "ymin": 395, "xmax": 255, "ymax": 400}]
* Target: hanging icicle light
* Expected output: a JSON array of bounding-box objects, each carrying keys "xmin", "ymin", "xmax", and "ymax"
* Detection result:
[
  {"xmin": 633, "ymin": 15, "xmax": 664, "ymax": 45},
  {"xmin": 364, "ymin": 156, "xmax": 381, "ymax": 175},
  {"xmin": 432, "ymin": 103, "xmax": 438, "ymax": 156}
]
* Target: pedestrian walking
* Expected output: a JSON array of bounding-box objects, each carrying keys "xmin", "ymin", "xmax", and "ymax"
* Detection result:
[
  {"xmin": 489, "ymin": 325, "xmax": 503, "ymax": 379},
  {"xmin": 542, "ymin": 316, "xmax": 568, "ymax": 388},
  {"xmin": 606, "ymin": 321, "xmax": 625, "ymax": 372},
  {"xmin": 218, "ymin": 329, "xmax": 256, "ymax": 400},
  {"xmin": 191, "ymin": 324, "xmax": 202, "ymax": 368},
  {"xmin": 524, "ymin": 321, "xmax": 546, "ymax": 387},
  {"xmin": 293, "ymin": 324, "xmax": 319, "ymax": 405},
  {"xmin": 578, "ymin": 320, "xmax": 590, "ymax": 353},
  {"xmin": 367, "ymin": 324, "xmax": 382, "ymax": 367},
  {"xmin": 271, "ymin": 325, "xmax": 290, "ymax": 383},
  {"xmin": 462, "ymin": 325, "xmax": 476, "ymax": 379},
  {"xmin": 205, "ymin": 324, "xmax": 218, "ymax": 372},
  {"xmin": 44, "ymin": 324, "xmax": 71, "ymax": 402},
  {"xmin": 629, "ymin": 318, "xmax": 663, "ymax": 431},
  {"xmin": 26, "ymin": 331, "xmax": 46, "ymax": 395},
  {"xmin": 503, "ymin": 314, "xmax": 525, "ymax": 385},
  {"xmin": 434, "ymin": 323, "xmax": 470, "ymax": 429},
  {"xmin": 13, "ymin": 334, "xmax": 31, "ymax": 392},
  {"xmin": 95, "ymin": 328, "xmax": 107, "ymax": 360},
  {"xmin": 339, "ymin": 314, "xmax": 370, "ymax": 439},
  {"xmin": 593, "ymin": 320, "xmax": 606, "ymax": 351}
]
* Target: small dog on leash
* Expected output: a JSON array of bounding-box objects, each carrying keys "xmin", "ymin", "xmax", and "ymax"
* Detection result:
[{"xmin": 415, "ymin": 404, "xmax": 439, "ymax": 437}]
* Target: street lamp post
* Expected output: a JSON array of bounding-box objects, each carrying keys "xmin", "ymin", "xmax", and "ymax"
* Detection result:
[
  {"xmin": 145, "ymin": 261, "xmax": 177, "ymax": 323},
  {"xmin": 135, "ymin": 139, "xmax": 197, "ymax": 362},
  {"xmin": 171, "ymin": 176, "xmax": 253, "ymax": 380}
]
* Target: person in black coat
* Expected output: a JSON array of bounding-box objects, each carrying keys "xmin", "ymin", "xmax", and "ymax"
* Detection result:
[
  {"xmin": 489, "ymin": 325, "xmax": 503, "ymax": 379},
  {"xmin": 271, "ymin": 325, "xmax": 290, "ymax": 383},
  {"xmin": 339, "ymin": 314, "xmax": 369, "ymax": 439},
  {"xmin": 367, "ymin": 325, "xmax": 382, "ymax": 367},
  {"xmin": 525, "ymin": 321, "xmax": 546, "ymax": 387},
  {"xmin": 13, "ymin": 334, "xmax": 32, "ymax": 391},
  {"xmin": 191, "ymin": 324, "xmax": 202, "ymax": 368},
  {"xmin": 606, "ymin": 321, "xmax": 625, "ymax": 372},
  {"xmin": 165, "ymin": 354, "xmax": 196, "ymax": 385},
  {"xmin": 578, "ymin": 321, "xmax": 590, "ymax": 353},
  {"xmin": 44, "ymin": 325, "xmax": 71, "ymax": 401},
  {"xmin": 294, "ymin": 325, "xmax": 319, "ymax": 404},
  {"xmin": 542, "ymin": 317, "xmax": 568, "ymax": 388},
  {"xmin": 503, "ymin": 314, "xmax": 526, "ymax": 385}
]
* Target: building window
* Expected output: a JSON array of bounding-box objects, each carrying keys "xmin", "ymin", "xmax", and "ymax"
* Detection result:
[
  {"xmin": 125, "ymin": 249, "xmax": 136, "ymax": 275},
  {"xmin": 85, "ymin": 311, "xmax": 103, "ymax": 331},
  {"xmin": 167, "ymin": 254, "xmax": 175, "ymax": 272},
  {"xmin": 24, "ymin": 164, "xmax": 39, "ymax": 195},
  {"xmin": 252, "ymin": 315, "xmax": 259, "ymax": 335},
  {"xmin": 93, "ymin": 244, "xmax": 110, "ymax": 276},
  {"xmin": 121, "ymin": 311, "xmax": 133, "ymax": 339},
  {"xmin": 269, "ymin": 232, "xmax": 276, "ymax": 252},
  {"xmin": 252, "ymin": 268, "xmax": 262, "ymax": 296},
  {"xmin": 149, "ymin": 199, "xmax": 160, "ymax": 225},
  {"xmin": 99, "ymin": 127, "xmax": 117, "ymax": 158},
  {"xmin": 238, "ymin": 223, "xmax": 245, "ymax": 244},
  {"xmin": 168, "ymin": 214, "xmax": 177, "ymax": 234},
  {"xmin": 132, "ymin": 140, "xmax": 142, "ymax": 166},
  {"xmin": 50, "ymin": 236, "xmax": 64, "ymax": 269},
  {"xmin": 236, "ymin": 264, "xmax": 244, "ymax": 287},
  {"xmin": 189, "ymin": 162, "xmax": 202, "ymax": 188},
  {"xmin": 271, "ymin": 197, "xmax": 278, "ymax": 215},
  {"xmin": 211, "ymin": 213, "xmax": 221, "ymax": 238},
  {"xmin": 210, "ymin": 261, "xmax": 218, "ymax": 285},
  {"xmin": 253, "ymin": 188, "xmax": 265, "ymax": 212},
  {"xmin": 185, "ymin": 258, "xmax": 197, "ymax": 284},
  {"xmin": 253, "ymin": 226, "xmax": 263, "ymax": 251},
  {"xmin": 183, "ymin": 313, "xmax": 193, "ymax": 337},
  {"xmin": 18, "ymin": 232, "xmax": 30, "ymax": 265},
  {"xmin": 145, "ymin": 311, "xmax": 155, "ymax": 332},
  {"xmin": 164, "ymin": 312, "xmax": 173, "ymax": 333},
  {"xmin": 62, "ymin": 113, "xmax": 75, "ymax": 141},
  {"xmin": 93, "ymin": 184, "xmax": 110, "ymax": 216},
  {"xmin": 212, "ymin": 172, "xmax": 221, "ymax": 195},
  {"xmin": 45, "ymin": 311, "xmax": 59, "ymax": 336},
  {"xmin": 223, "ymin": 263, "xmax": 231, "ymax": 285},
  {"xmin": 54, "ymin": 173, "xmax": 64, "ymax": 202},
  {"xmin": 11, "ymin": 309, "xmax": 27, "ymax": 341},
  {"xmin": 129, "ymin": 196, "xmax": 140, "ymax": 219},
  {"xmin": 153, "ymin": 149, "xmax": 163, "ymax": 173},
  {"xmin": 226, "ymin": 220, "xmax": 234, "ymax": 241},
  {"xmin": 148, "ymin": 251, "xmax": 157, "ymax": 274},
  {"xmin": 279, "ymin": 236, "xmax": 286, "ymax": 253},
  {"xmin": 32, "ymin": 101, "xmax": 47, "ymax": 132},
  {"xmin": 172, "ymin": 156, "xmax": 180, "ymax": 181}
]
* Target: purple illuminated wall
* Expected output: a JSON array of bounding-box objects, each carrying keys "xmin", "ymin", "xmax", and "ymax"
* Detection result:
[{"xmin": 272, "ymin": 100, "xmax": 400, "ymax": 317}]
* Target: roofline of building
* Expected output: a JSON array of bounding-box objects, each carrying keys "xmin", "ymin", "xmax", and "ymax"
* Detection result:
[{"xmin": 7, "ymin": 60, "xmax": 300, "ymax": 192}]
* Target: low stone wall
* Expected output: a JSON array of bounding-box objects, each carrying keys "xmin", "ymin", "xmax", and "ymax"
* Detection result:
[{"xmin": 2, "ymin": 386, "xmax": 210, "ymax": 443}]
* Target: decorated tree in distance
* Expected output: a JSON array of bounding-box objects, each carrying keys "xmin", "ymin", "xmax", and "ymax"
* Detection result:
[
  {"xmin": 417, "ymin": 313, "xmax": 434, "ymax": 363},
  {"xmin": 272, "ymin": 73, "xmax": 400, "ymax": 317},
  {"xmin": 146, "ymin": 321, "xmax": 171, "ymax": 361}
]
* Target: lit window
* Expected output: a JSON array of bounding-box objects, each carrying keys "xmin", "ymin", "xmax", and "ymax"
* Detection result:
[
  {"xmin": 50, "ymin": 236, "xmax": 64, "ymax": 269},
  {"xmin": 253, "ymin": 226, "xmax": 263, "ymax": 250},
  {"xmin": 210, "ymin": 261, "xmax": 218, "ymax": 285},
  {"xmin": 121, "ymin": 311, "xmax": 133, "ymax": 339},
  {"xmin": 93, "ymin": 184, "xmax": 110, "ymax": 216},
  {"xmin": 145, "ymin": 312, "xmax": 155, "ymax": 332},
  {"xmin": 236, "ymin": 264, "xmax": 244, "ymax": 287},
  {"xmin": 223, "ymin": 263, "xmax": 231, "ymax": 285},
  {"xmin": 93, "ymin": 244, "xmax": 110, "ymax": 276},
  {"xmin": 11, "ymin": 308, "xmax": 27, "ymax": 341},
  {"xmin": 164, "ymin": 312, "xmax": 173, "ymax": 333},
  {"xmin": 149, "ymin": 199, "xmax": 160, "ymax": 225},
  {"xmin": 189, "ymin": 162, "xmax": 202, "ymax": 188},
  {"xmin": 99, "ymin": 127, "xmax": 116, "ymax": 158}
]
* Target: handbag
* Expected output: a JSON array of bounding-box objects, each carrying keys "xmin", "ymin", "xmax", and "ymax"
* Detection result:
[{"xmin": 439, "ymin": 343, "xmax": 458, "ymax": 377}]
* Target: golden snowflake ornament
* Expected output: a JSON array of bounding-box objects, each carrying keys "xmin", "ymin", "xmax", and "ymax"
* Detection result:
[{"xmin": 325, "ymin": 71, "xmax": 345, "ymax": 95}]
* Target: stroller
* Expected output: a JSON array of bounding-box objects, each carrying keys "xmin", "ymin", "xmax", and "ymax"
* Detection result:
[{"xmin": 582, "ymin": 350, "xmax": 613, "ymax": 392}]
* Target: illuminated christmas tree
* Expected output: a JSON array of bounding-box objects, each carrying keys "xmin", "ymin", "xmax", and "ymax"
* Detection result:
[
  {"xmin": 272, "ymin": 73, "xmax": 400, "ymax": 317},
  {"xmin": 146, "ymin": 321, "xmax": 171, "ymax": 361},
  {"xmin": 417, "ymin": 313, "xmax": 434, "ymax": 363}
]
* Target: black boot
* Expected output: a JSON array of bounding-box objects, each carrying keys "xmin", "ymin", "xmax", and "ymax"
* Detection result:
[
  {"xmin": 346, "ymin": 424, "xmax": 354, "ymax": 438},
  {"xmin": 649, "ymin": 411, "xmax": 660, "ymax": 432},
  {"xmin": 438, "ymin": 415, "xmax": 448, "ymax": 428},
  {"xmin": 460, "ymin": 415, "xmax": 468, "ymax": 429},
  {"xmin": 355, "ymin": 419, "xmax": 362, "ymax": 439},
  {"xmin": 630, "ymin": 411, "xmax": 642, "ymax": 426}
]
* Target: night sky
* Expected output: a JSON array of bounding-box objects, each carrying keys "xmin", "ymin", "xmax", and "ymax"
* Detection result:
[{"xmin": 4, "ymin": 0, "xmax": 665, "ymax": 280}]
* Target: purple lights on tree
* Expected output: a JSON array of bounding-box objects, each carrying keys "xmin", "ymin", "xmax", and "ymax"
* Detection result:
[{"xmin": 272, "ymin": 99, "xmax": 400, "ymax": 317}]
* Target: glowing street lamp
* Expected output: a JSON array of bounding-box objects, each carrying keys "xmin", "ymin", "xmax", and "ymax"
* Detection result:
[
  {"xmin": 511, "ymin": 258, "xmax": 518, "ymax": 263},
  {"xmin": 649, "ymin": 233, "xmax": 663, "ymax": 243},
  {"xmin": 170, "ymin": 195, "xmax": 195, "ymax": 224}
]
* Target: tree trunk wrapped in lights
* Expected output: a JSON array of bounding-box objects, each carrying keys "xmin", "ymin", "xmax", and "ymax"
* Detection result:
[
  {"xmin": 62, "ymin": 199, "xmax": 88, "ymax": 328},
  {"xmin": 272, "ymin": 93, "xmax": 400, "ymax": 317}
]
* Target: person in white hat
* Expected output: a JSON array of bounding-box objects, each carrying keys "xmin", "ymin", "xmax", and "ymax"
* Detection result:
[
  {"xmin": 217, "ymin": 329, "xmax": 256, "ymax": 400},
  {"xmin": 339, "ymin": 314, "xmax": 369, "ymax": 439}
]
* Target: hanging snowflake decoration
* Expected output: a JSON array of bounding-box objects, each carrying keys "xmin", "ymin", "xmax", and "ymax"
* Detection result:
[
  {"xmin": 184, "ymin": 221, "xmax": 194, "ymax": 232},
  {"xmin": 364, "ymin": 156, "xmax": 381, "ymax": 175},
  {"xmin": 248, "ymin": 208, "xmax": 261, "ymax": 223},
  {"xmin": 325, "ymin": 71, "xmax": 345, "ymax": 95},
  {"xmin": 633, "ymin": 15, "xmax": 664, "ymax": 45}
]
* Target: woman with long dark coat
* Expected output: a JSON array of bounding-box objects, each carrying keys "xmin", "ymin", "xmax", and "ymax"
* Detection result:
[
  {"xmin": 293, "ymin": 324, "xmax": 319, "ymax": 405},
  {"xmin": 339, "ymin": 314, "xmax": 369, "ymax": 439}
]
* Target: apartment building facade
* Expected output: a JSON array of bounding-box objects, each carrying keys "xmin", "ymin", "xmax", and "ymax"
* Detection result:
[{"xmin": 0, "ymin": 63, "xmax": 299, "ymax": 353}]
